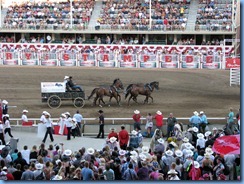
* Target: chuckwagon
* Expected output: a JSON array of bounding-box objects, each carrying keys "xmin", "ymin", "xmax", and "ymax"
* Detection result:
[{"xmin": 41, "ymin": 82, "xmax": 85, "ymax": 108}]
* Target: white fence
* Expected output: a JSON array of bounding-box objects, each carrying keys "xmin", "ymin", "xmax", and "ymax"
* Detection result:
[
  {"xmin": 11, "ymin": 117, "xmax": 229, "ymax": 126},
  {"xmin": 230, "ymin": 68, "xmax": 240, "ymax": 86}
]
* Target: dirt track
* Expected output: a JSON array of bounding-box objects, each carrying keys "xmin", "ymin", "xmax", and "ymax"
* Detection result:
[{"xmin": 0, "ymin": 66, "xmax": 240, "ymax": 120}]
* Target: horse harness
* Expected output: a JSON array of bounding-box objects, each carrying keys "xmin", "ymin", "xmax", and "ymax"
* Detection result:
[{"xmin": 144, "ymin": 83, "xmax": 153, "ymax": 92}]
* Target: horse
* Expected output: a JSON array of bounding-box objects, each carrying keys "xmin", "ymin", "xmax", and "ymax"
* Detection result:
[
  {"xmin": 88, "ymin": 78, "xmax": 124, "ymax": 107},
  {"xmin": 124, "ymin": 81, "xmax": 159, "ymax": 106}
]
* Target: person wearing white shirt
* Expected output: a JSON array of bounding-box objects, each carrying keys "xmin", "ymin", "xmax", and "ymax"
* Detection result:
[
  {"xmin": 40, "ymin": 111, "xmax": 47, "ymax": 123},
  {"xmin": 73, "ymin": 110, "xmax": 83, "ymax": 137},
  {"xmin": 21, "ymin": 145, "xmax": 31, "ymax": 164},
  {"xmin": 42, "ymin": 112, "xmax": 54, "ymax": 143},
  {"xmin": 58, "ymin": 114, "xmax": 66, "ymax": 135},
  {"xmin": 64, "ymin": 112, "xmax": 73, "ymax": 140},
  {"xmin": 196, "ymin": 133, "xmax": 206, "ymax": 149},
  {"xmin": 3, "ymin": 114, "xmax": 13, "ymax": 138},
  {"xmin": 0, "ymin": 121, "xmax": 6, "ymax": 145},
  {"xmin": 21, "ymin": 110, "xmax": 29, "ymax": 123}
]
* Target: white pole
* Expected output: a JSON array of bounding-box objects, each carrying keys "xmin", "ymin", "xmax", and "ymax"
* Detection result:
[
  {"xmin": 70, "ymin": 0, "xmax": 73, "ymax": 29},
  {"xmin": 232, "ymin": 0, "xmax": 235, "ymax": 31},
  {"xmin": 0, "ymin": 0, "xmax": 2, "ymax": 28},
  {"xmin": 222, "ymin": 39, "xmax": 226, "ymax": 69},
  {"xmin": 149, "ymin": 0, "xmax": 151, "ymax": 30}
]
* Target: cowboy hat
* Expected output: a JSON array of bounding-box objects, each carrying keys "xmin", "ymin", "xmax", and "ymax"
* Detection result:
[
  {"xmin": 141, "ymin": 146, "xmax": 149, "ymax": 153},
  {"xmin": 35, "ymin": 163, "xmax": 44, "ymax": 170},
  {"xmin": 174, "ymin": 124, "xmax": 181, "ymax": 131},
  {"xmin": 22, "ymin": 109, "xmax": 28, "ymax": 113},
  {"xmin": 109, "ymin": 137, "xmax": 117, "ymax": 143},
  {"xmin": 72, "ymin": 118, "xmax": 77, "ymax": 122},
  {"xmin": 2, "ymin": 166, "xmax": 7, "ymax": 171},
  {"xmin": 64, "ymin": 76, "xmax": 69, "ymax": 80},
  {"xmin": 205, "ymin": 147, "xmax": 213, "ymax": 155},
  {"xmin": 134, "ymin": 110, "xmax": 140, "ymax": 114},
  {"xmin": 42, "ymin": 111, "xmax": 48, "ymax": 115},
  {"xmin": 2, "ymin": 100, "xmax": 8, "ymax": 104},
  {"xmin": 45, "ymin": 112, "xmax": 51, "ymax": 117},
  {"xmin": 53, "ymin": 175, "xmax": 63, "ymax": 180},
  {"xmin": 55, "ymin": 159, "xmax": 61, "ymax": 165},
  {"xmin": 139, "ymin": 153, "xmax": 147, "ymax": 161},
  {"xmin": 157, "ymin": 138, "xmax": 165, "ymax": 144},
  {"xmin": 119, "ymin": 150, "xmax": 126, "ymax": 156},
  {"xmin": 175, "ymin": 150, "xmax": 183, "ymax": 157},
  {"xmin": 169, "ymin": 141, "xmax": 178, "ymax": 148},
  {"xmin": 110, "ymin": 127, "xmax": 116, "ymax": 131},
  {"xmin": 204, "ymin": 153, "xmax": 211, "ymax": 159},
  {"xmin": 3, "ymin": 114, "xmax": 9, "ymax": 118},
  {"xmin": 130, "ymin": 150, "xmax": 138, "ymax": 157},
  {"xmin": 167, "ymin": 169, "xmax": 177, "ymax": 175},
  {"xmin": 193, "ymin": 111, "xmax": 199, "ymax": 116},
  {"xmin": 212, "ymin": 127, "xmax": 217, "ymax": 131},
  {"xmin": 186, "ymin": 150, "xmax": 194, "ymax": 157},
  {"xmin": 185, "ymin": 142, "xmax": 192, "ymax": 150},
  {"xmin": 65, "ymin": 112, "xmax": 70, "ymax": 116},
  {"xmin": 187, "ymin": 128, "xmax": 193, "ymax": 132},
  {"xmin": 87, "ymin": 148, "xmax": 95, "ymax": 155},
  {"xmin": 131, "ymin": 130, "xmax": 138, "ymax": 136},
  {"xmin": 130, "ymin": 155, "xmax": 138, "ymax": 163},
  {"xmin": 197, "ymin": 133, "xmax": 204, "ymax": 139},
  {"xmin": 61, "ymin": 113, "xmax": 66, "ymax": 117},
  {"xmin": 194, "ymin": 161, "xmax": 200, "ymax": 169},
  {"xmin": 165, "ymin": 150, "xmax": 173, "ymax": 157},
  {"xmin": 192, "ymin": 127, "xmax": 199, "ymax": 133},
  {"xmin": 204, "ymin": 131, "xmax": 212, "ymax": 137},
  {"xmin": 199, "ymin": 111, "xmax": 204, "ymax": 114},
  {"xmin": 63, "ymin": 149, "xmax": 72, "ymax": 156},
  {"xmin": 182, "ymin": 137, "xmax": 189, "ymax": 142},
  {"xmin": 156, "ymin": 110, "xmax": 162, "ymax": 115}
]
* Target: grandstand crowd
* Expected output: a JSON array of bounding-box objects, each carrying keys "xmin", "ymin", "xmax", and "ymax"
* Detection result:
[{"xmin": 0, "ymin": 106, "xmax": 240, "ymax": 181}]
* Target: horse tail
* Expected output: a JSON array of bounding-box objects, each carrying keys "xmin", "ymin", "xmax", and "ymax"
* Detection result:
[
  {"xmin": 125, "ymin": 84, "xmax": 133, "ymax": 99},
  {"xmin": 88, "ymin": 88, "xmax": 98, "ymax": 100}
]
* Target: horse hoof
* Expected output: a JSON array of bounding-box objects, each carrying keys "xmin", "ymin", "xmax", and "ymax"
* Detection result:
[
  {"xmin": 99, "ymin": 105, "xmax": 103, "ymax": 107},
  {"xmin": 108, "ymin": 104, "xmax": 111, "ymax": 107}
]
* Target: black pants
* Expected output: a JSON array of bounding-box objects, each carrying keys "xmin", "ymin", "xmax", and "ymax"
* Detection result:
[
  {"xmin": 77, "ymin": 122, "xmax": 81, "ymax": 137},
  {"xmin": 67, "ymin": 127, "xmax": 72, "ymax": 140},
  {"xmin": 4, "ymin": 128, "xmax": 13, "ymax": 138},
  {"xmin": 42, "ymin": 127, "xmax": 54, "ymax": 143},
  {"xmin": 97, "ymin": 124, "xmax": 104, "ymax": 138},
  {"xmin": 0, "ymin": 133, "xmax": 6, "ymax": 145},
  {"xmin": 199, "ymin": 123, "xmax": 207, "ymax": 134}
]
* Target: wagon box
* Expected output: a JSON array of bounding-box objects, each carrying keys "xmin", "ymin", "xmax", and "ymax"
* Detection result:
[{"xmin": 41, "ymin": 82, "xmax": 66, "ymax": 93}]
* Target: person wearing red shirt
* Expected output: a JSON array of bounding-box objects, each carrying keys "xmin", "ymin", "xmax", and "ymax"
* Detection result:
[
  {"xmin": 118, "ymin": 125, "xmax": 129, "ymax": 150},
  {"xmin": 154, "ymin": 110, "xmax": 163, "ymax": 134},
  {"xmin": 133, "ymin": 110, "xmax": 141, "ymax": 130},
  {"xmin": 108, "ymin": 127, "xmax": 119, "ymax": 141}
]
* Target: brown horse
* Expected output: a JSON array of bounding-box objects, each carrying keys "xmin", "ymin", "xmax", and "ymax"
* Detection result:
[
  {"xmin": 125, "ymin": 81, "xmax": 159, "ymax": 105},
  {"xmin": 88, "ymin": 78, "xmax": 124, "ymax": 107}
]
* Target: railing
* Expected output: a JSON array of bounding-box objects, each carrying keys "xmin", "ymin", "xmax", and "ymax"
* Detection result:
[
  {"xmin": 230, "ymin": 68, "xmax": 240, "ymax": 86},
  {"xmin": 11, "ymin": 117, "xmax": 230, "ymax": 126}
]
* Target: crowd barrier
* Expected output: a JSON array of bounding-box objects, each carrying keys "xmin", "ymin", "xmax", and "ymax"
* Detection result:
[{"xmin": 0, "ymin": 43, "xmax": 239, "ymax": 69}]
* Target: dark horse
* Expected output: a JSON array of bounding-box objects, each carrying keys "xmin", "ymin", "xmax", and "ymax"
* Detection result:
[
  {"xmin": 125, "ymin": 81, "xmax": 159, "ymax": 106},
  {"xmin": 88, "ymin": 78, "xmax": 124, "ymax": 107}
]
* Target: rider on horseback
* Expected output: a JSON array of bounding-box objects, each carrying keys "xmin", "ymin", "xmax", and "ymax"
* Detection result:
[{"xmin": 144, "ymin": 83, "xmax": 152, "ymax": 91}]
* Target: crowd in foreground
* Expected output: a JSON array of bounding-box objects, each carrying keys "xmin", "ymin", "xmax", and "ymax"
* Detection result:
[{"xmin": 0, "ymin": 120, "xmax": 240, "ymax": 180}]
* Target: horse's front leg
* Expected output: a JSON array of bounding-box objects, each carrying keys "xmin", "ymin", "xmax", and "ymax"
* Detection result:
[
  {"xmin": 149, "ymin": 95, "xmax": 153, "ymax": 103},
  {"xmin": 144, "ymin": 96, "xmax": 149, "ymax": 104},
  {"xmin": 115, "ymin": 95, "xmax": 121, "ymax": 106},
  {"xmin": 128, "ymin": 95, "xmax": 133, "ymax": 106},
  {"xmin": 93, "ymin": 96, "xmax": 98, "ymax": 106}
]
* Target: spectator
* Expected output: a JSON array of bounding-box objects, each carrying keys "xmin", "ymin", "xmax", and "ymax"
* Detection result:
[
  {"xmin": 154, "ymin": 111, "xmax": 163, "ymax": 136},
  {"xmin": 118, "ymin": 125, "xmax": 129, "ymax": 150},
  {"xmin": 166, "ymin": 113, "xmax": 177, "ymax": 138}
]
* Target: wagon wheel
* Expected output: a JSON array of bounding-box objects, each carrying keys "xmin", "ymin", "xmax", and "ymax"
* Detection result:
[
  {"xmin": 74, "ymin": 97, "xmax": 85, "ymax": 108},
  {"xmin": 47, "ymin": 95, "xmax": 62, "ymax": 109}
]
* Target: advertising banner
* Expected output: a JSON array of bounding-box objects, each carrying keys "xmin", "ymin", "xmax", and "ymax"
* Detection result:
[
  {"xmin": 98, "ymin": 61, "xmax": 115, "ymax": 67},
  {"xmin": 21, "ymin": 52, "xmax": 38, "ymax": 65},
  {"xmin": 181, "ymin": 62, "xmax": 199, "ymax": 68},
  {"xmin": 225, "ymin": 58, "xmax": 240, "ymax": 69},
  {"xmin": 140, "ymin": 62, "xmax": 157, "ymax": 68},
  {"xmin": 40, "ymin": 52, "xmax": 58, "ymax": 66},
  {"xmin": 161, "ymin": 62, "xmax": 178, "ymax": 68},
  {"xmin": 60, "ymin": 53, "xmax": 76, "ymax": 66},
  {"xmin": 41, "ymin": 59, "xmax": 58, "ymax": 66},
  {"xmin": 41, "ymin": 82, "xmax": 65, "ymax": 93},
  {"xmin": 119, "ymin": 54, "xmax": 137, "ymax": 68},
  {"xmin": 3, "ymin": 52, "xmax": 18, "ymax": 65},
  {"xmin": 202, "ymin": 63, "xmax": 220, "ymax": 69}
]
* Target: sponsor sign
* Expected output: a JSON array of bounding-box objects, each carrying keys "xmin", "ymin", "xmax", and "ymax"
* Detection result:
[
  {"xmin": 161, "ymin": 62, "xmax": 178, "ymax": 68},
  {"xmin": 202, "ymin": 63, "xmax": 220, "ymax": 69},
  {"xmin": 140, "ymin": 62, "xmax": 157, "ymax": 68},
  {"xmin": 120, "ymin": 62, "xmax": 136, "ymax": 68},
  {"xmin": 185, "ymin": 55, "xmax": 194, "ymax": 63},
  {"xmin": 41, "ymin": 82, "xmax": 65, "ymax": 93},
  {"xmin": 99, "ymin": 61, "xmax": 115, "ymax": 67},
  {"xmin": 22, "ymin": 60, "xmax": 38, "ymax": 66},
  {"xmin": 3, "ymin": 59, "xmax": 18, "ymax": 65},
  {"xmin": 181, "ymin": 62, "xmax": 199, "ymax": 68},
  {"xmin": 60, "ymin": 60, "xmax": 76, "ymax": 66},
  {"xmin": 225, "ymin": 58, "xmax": 240, "ymax": 69},
  {"xmin": 79, "ymin": 60, "xmax": 95, "ymax": 67},
  {"xmin": 41, "ymin": 59, "xmax": 58, "ymax": 66}
]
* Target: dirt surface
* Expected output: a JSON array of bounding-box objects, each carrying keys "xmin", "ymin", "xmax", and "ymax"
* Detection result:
[{"xmin": 0, "ymin": 66, "xmax": 240, "ymax": 120}]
